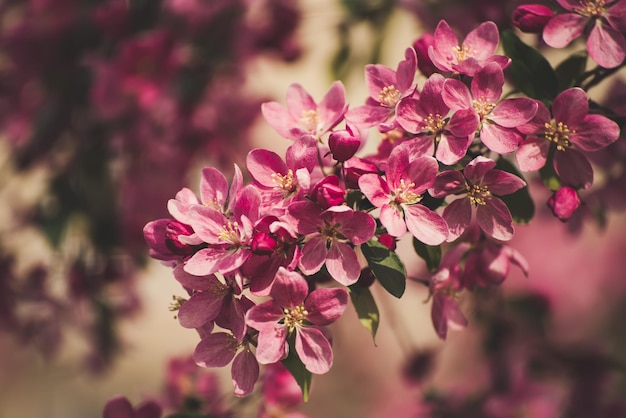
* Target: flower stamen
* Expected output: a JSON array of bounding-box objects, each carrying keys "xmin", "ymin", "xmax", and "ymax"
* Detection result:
[
  {"xmin": 467, "ymin": 184, "xmax": 491, "ymax": 206},
  {"xmin": 300, "ymin": 109, "xmax": 320, "ymax": 132},
  {"xmin": 576, "ymin": 0, "xmax": 606, "ymax": 17},
  {"xmin": 283, "ymin": 305, "xmax": 309, "ymax": 332},
  {"xmin": 378, "ymin": 85, "xmax": 402, "ymax": 107},
  {"xmin": 544, "ymin": 120, "xmax": 575, "ymax": 151}
]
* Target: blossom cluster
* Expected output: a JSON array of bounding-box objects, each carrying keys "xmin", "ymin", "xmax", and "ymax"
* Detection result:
[{"xmin": 145, "ymin": 16, "xmax": 623, "ymax": 399}]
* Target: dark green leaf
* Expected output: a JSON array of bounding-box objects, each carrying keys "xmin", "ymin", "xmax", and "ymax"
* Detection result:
[
  {"xmin": 555, "ymin": 52, "xmax": 588, "ymax": 90},
  {"xmin": 412, "ymin": 238, "xmax": 442, "ymax": 273},
  {"xmin": 348, "ymin": 283, "xmax": 380, "ymax": 343},
  {"xmin": 281, "ymin": 337, "xmax": 312, "ymax": 402},
  {"xmin": 361, "ymin": 240, "xmax": 406, "ymax": 298},
  {"xmin": 501, "ymin": 30, "xmax": 558, "ymax": 103},
  {"xmin": 495, "ymin": 158, "xmax": 535, "ymax": 224}
]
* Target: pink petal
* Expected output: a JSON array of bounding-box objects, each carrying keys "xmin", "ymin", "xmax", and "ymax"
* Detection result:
[
  {"xmin": 430, "ymin": 20, "xmax": 459, "ymax": 71},
  {"xmin": 318, "ymin": 81, "xmax": 348, "ymax": 132},
  {"xmin": 471, "ymin": 62, "xmax": 504, "ymax": 102},
  {"xmin": 404, "ymin": 204, "xmax": 449, "ymax": 245},
  {"xmin": 183, "ymin": 248, "xmax": 223, "ymax": 276},
  {"xmin": 358, "ymin": 174, "xmax": 391, "ymax": 208},
  {"xmin": 286, "ymin": 83, "xmax": 317, "ymax": 119},
  {"xmin": 405, "ymin": 156, "xmax": 439, "ymax": 194},
  {"xmin": 299, "ymin": 237, "xmax": 328, "ymax": 275},
  {"xmin": 483, "ymin": 169, "xmax": 526, "ymax": 195},
  {"xmin": 271, "ymin": 267, "xmax": 308, "ymax": 308},
  {"xmin": 554, "ymin": 149, "xmax": 594, "ymax": 189},
  {"xmin": 543, "ymin": 13, "xmax": 587, "ymax": 48},
  {"xmin": 345, "ymin": 104, "xmax": 392, "ymax": 128},
  {"xmin": 431, "ymin": 293, "xmax": 467, "ymax": 340},
  {"xmin": 516, "ymin": 136, "xmax": 549, "ymax": 172},
  {"xmin": 305, "ymin": 288, "xmax": 349, "ymax": 326},
  {"xmin": 553, "ymin": 88, "xmax": 589, "ymax": 127},
  {"xmin": 442, "ymin": 78, "xmax": 472, "ymax": 111},
  {"xmin": 135, "ymin": 401, "xmax": 162, "ymax": 418},
  {"xmin": 256, "ymin": 324, "xmax": 289, "ymax": 365},
  {"xmin": 396, "ymin": 98, "xmax": 423, "ymax": 133},
  {"xmin": 261, "ymin": 101, "xmax": 296, "ymax": 139},
  {"xmin": 247, "ymin": 149, "xmax": 288, "ymax": 188},
  {"xmin": 490, "ymin": 98, "xmax": 538, "ymax": 128},
  {"xmin": 335, "ymin": 210, "xmax": 376, "ymax": 245},
  {"xmin": 464, "ymin": 155, "xmax": 496, "ymax": 183},
  {"xmin": 233, "ymin": 185, "xmax": 261, "ymax": 225},
  {"xmin": 295, "ymin": 327, "xmax": 333, "ymax": 374},
  {"xmin": 287, "ymin": 201, "xmax": 322, "ymax": 235},
  {"xmin": 232, "ymin": 349, "xmax": 260, "ymax": 397},
  {"xmin": 446, "ymin": 108, "xmax": 479, "ymax": 137},
  {"xmin": 396, "ymin": 47, "xmax": 418, "ymax": 93},
  {"xmin": 431, "ymin": 169, "xmax": 466, "ymax": 197},
  {"xmin": 480, "ymin": 123, "xmax": 522, "ymax": 154},
  {"xmin": 193, "ymin": 333, "xmax": 237, "ymax": 367},
  {"xmin": 436, "ymin": 132, "xmax": 473, "ymax": 166},
  {"xmin": 172, "ymin": 264, "xmax": 214, "ymax": 289},
  {"xmin": 188, "ymin": 205, "xmax": 227, "ymax": 244},
  {"xmin": 326, "ymin": 241, "xmax": 361, "ymax": 286},
  {"xmin": 464, "ymin": 21, "xmax": 499, "ymax": 61},
  {"xmin": 420, "ymin": 73, "xmax": 448, "ymax": 116},
  {"xmin": 380, "ymin": 203, "xmax": 407, "ymax": 237},
  {"xmin": 286, "ymin": 135, "xmax": 318, "ymax": 172},
  {"xmin": 442, "ymin": 198, "xmax": 471, "ymax": 242},
  {"xmin": 246, "ymin": 301, "xmax": 285, "ymax": 333},
  {"xmin": 199, "ymin": 167, "xmax": 228, "ymax": 208},
  {"xmin": 365, "ymin": 64, "xmax": 398, "ymax": 101},
  {"xmin": 477, "ymin": 198, "xmax": 514, "ymax": 241},
  {"xmin": 587, "ymin": 21, "xmax": 626, "ymax": 69},
  {"xmin": 178, "ymin": 290, "xmax": 224, "ymax": 329},
  {"xmin": 573, "ymin": 114, "xmax": 620, "ymax": 151}
]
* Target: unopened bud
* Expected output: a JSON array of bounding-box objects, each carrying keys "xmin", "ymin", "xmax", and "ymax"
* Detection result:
[
  {"xmin": 512, "ymin": 4, "xmax": 553, "ymax": 33},
  {"xmin": 547, "ymin": 186, "xmax": 580, "ymax": 221}
]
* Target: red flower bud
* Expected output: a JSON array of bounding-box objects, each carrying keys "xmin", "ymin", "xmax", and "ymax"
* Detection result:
[
  {"xmin": 328, "ymin": 130, "xmax": 361, "ymax": 162},
  {"xmin": 547, "ymin": 186, "xmax": 581, "ymax": 221},
  {"xmin": 412, "ymin": 33, "xmax": 438, "ymax": 77},
  {"xmin": 309, "ymin": 175, "xmax": 345, "ymax": 209},
  {"xmin": 512, "ymin": 4, "xmax": 553, "ymax": 33},
  {"xmin": 251, "ymin": 231, "xmax": 278, "ymax": 255}
]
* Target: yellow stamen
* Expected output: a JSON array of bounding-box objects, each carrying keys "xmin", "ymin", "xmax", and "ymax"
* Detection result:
[
  {"xmin": 544, "ymin": 120, "xmax": 575, "ymax": 151},
  {"xmin": 467, "ymin": 184, "xmax": 491, "ymax": 206},
  {"xmin": 378, "ymin": 85, "xmax": 402, "ymax": 107},
  {"xmin": 283, "ymin": 305, "xmax": 309, "ymax": 331}
]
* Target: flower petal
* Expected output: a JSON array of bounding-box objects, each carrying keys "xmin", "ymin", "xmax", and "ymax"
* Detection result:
[
  {"xmin": 477, "ymin": 198, "xmax": 514, "ymax": 241},
  {"xmin": 299, "ymin": 237, "xmax": 328, "ymax": 275},
  {"xmin": 404, "ymin": 204, "xmax": 449, "ymax": 245},
  {"xmin": 232, "ymin": 349, "xmax": 260, "ymax": 397},
  {"xmin": 193, "ymin": 333, "xmax": 237, "ymax": 367},
  {"xmin": 305, "ymin": 288, "xmax": 349, "ymax": 326},
  {"xmin": 442, "ymin": 198, "xmax": 471, "ymax": 242},
  {"xmin": 295, "ymin": 327, "xmax": 334, "ymax": 374},
  {"xmin": 587, "ymin": 21, "xmax": 626, "ymax": 69},
  {"xmin": 554, "ymin": 149, "xmax": 594, "ymax": 189},
  {"xmin": 178, "ymin": 290, "xmax": 224, "ymax": 329},
  {"xmin": 543, "ymin": 13, "xmax": 587, "ymax": 48},
  {"xmin": 326, "ymin": 241, "xmax": 361, "ymax": 286},
  {"xmin": 271, "ymin": 267, "xmax": 309, "ymax": 308}
]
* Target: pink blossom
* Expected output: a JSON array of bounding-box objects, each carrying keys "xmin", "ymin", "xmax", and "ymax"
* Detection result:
[
  {"xmin": 358, "ymin": 147, "xmax": 449, "ymax": 245},
  {"xmin": 464, "ymin": 242, "xmax": 529, "ymax": 288},
  {"xmin": 543, "ymin": 0, "xmax": 626, "ymax": 68},
  {"xmin": 442, "ymin": 62, "xmax": 538, "ymax": 154},
  {"xmin": 287, "ymin": 202, "xmax": 375, "ymax": 286},
  {"xmin": 102, "ymin": 396, "xmax": 162, "ymax": 418},
  {"xmin": 346, "ymin": 47, "xmax": 417, "ymax": 130},
  {"xmin": 428, "ymin": 20, "xmax": 510, "ymax": 76},
  {"xmin": 516, "ymin": 88, "xmax": 620, "ymax": 189},
  {"xmin": 259, "ymin": 362, "xmax": 306, "ymax": 418},
  {"xmin": 261, "ymin": 81, "xmax": 348, "ymax": 140},
  {"xmin": 396, "ymin": 73, "xmax": 479, "ymax": 165},
  {"xmin": 245, "ymin": 268, "xmax": 348, "ymax": 374},
  {"xmin": 431, "ymin": 156, "xmax": 526, "ymax": 241}
]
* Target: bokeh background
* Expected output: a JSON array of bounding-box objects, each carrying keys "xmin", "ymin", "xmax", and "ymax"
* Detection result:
[{"xmin": 1, "ymin": 0, "xmax": 626, "ymax": 417}]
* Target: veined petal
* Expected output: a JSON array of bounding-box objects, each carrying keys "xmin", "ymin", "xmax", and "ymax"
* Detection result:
[
  {"xmin": 365, "ymin": 64, "xmax": 398, "ymax": 101},
  {"xmin": 247, "ymin": 149, "xmax": 288, "ymax": 188},
  {"xmin": 436, "ymin": 132, "xmax": 473, "ymax": 165},
  {"xmin": 554, "ymin": 149, "xmax": 593, "ymax": 189},
  {"xmin": 359, "ymin": 174, "xmax": 391, "ymax": 208},
  {"xmin": 380, "ymin": 204, "xmax": 407, "ymax": 237},
  {"xmin": 396, "ymin": 47, "xmax": 418, "ymax": 93},
  {"xmin": 287, "ymin": 201, "xmax": 323, "ymax": 235},
  {"xmin": 184, "ymin": 248, "xmax": 224, "ymax": 276},
  {"xmin": 172, "ymin": 264, "xmax": 215, "ymax": 289},
  {"xmin": 188, "ymin": 205, "xmax": 228, "ymax": 244},
  {"xmin": 483, "ymin": 170, "xmax": 526, "ymax": 195},
  {"xmin": 299, "ymin": 237, "xmax": 328, "ymax": 275},
  {"xmin": 326, "ymin": 241, "xmax": 361, "ymax": 286},
  {"xmin": 480, "ymin": 123, "xmax": 522, "ymax": 154},
  {"xmin": 490, "ymin": 98, "xmax": 538, "ymax": 127},
  {"xmin": 261, "ymin": 101, "xmax": 296, "ymax": 139},
  {"xmin": 464, "ymin": 21, "xmax": 499, "ymax": 60},
  {"xmin": 442, "ymin": 198, "xmax": 471, "ymax": 242},
  {"xmin": 553, "ymin": 88, "xmax": 589, "ymax": 127},
  {"xmin": 431, "ymin": 169, "xmax": 466, "ymax": 197},
  {"xmin": 446, "ymin": 108, "xmax": 479, "ymax": 137},
  {"xmin": 286, "ymin": 83, "xmax": 317, "ymax": 120},
  {"xmin": 404, "ymin": 204, "xmax": 448, "ymax": 245},
  {"xmin": 516, "ymin": 136, "xmax": 549, "ymax": 172},
  {"xmin": 471, "ymin": 62, "xmax": 504, "ymax": 103},
  {"xmin": 232, "ymin": 349, "xmax": 259, "ymax": 397},
  {"xmin": 573, "ymin": 114, "xmax": 620, "ymax": 151},
  {"xmin": 255, "ymin": 324, "xmax": 289, "ymax": 365},
  {"xmin": 178, "ymin": 290, "xmax": 224, "ymax": 329},
  {"xmin": 200, "ymin": 167, "xmax": 229, "ymax": 209},
  {"xmin": 286, "ymin": 135, "xmax": 318, "ymax": 172},
  {"xmin": 318, "ymin": 81, "xmax": 348, "ymax": 132},
  {"xmin": 246, "ymin": 301, "xmax": 285, "ymax": 332},
  {"xmin": 543, "ymin": 13, "xmax": 587, "ymax": 48},
  {"xmin": 271, "ymin": 267, "xmax": 308, "ymax": 308},
  {"xmin": 477, "ymin": 198, "xmax": 514, "ymax": 241},
  {"xmin": 406, "ymin": 156, "xmax": 439, "ymax": 194},
  {"xmin": 193, "ymin": 333, "xmax": 237, "ymax": 368},
  {"xmin": 431, "ymin": 20, "xmax": 459, "ymax": 71},
  {"xmin": 295, "ymin": 327, "xmax": 334, "ymax": 374},
  {"xmin": 464, "ymin": 155, "xmax": 496, "ymax": 183},
  {"xmin": 442, "ymin": 78, "xmax": 472, "ymax": 111},
  {"xmin": 587, "ymin": 21, "xmax": 626, "ymax": 69},
  {"xmin": 396, "ymin": 98, "xmax": 424, "ymax": 133},
  {"xmin": 305, "ymin": 288, "xmax": 349, "ymax": 326},
  {"xmin": 335, "ymin": 210, "xmax": 376, "ymax": 245}
]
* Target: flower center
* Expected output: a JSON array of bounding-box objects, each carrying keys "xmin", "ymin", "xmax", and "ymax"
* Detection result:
[
  {"xmin": 320, "ymin": 222, "xmax": 340, "ymax": 244},
  {"xmin": 207, "ymin": 279, "xmax": 231, "ymax": 298},
  {"xmin": 453, "ymin": 44, "xmax": 476, "ymax": 62},
  {"xmin": 473, "ymin": 97, "xmax": 494, "ymax": 118},
  {"xmin": 467, "ymin": 184, "xmax": 491, "ymax": 206},
  {"xmin": 300, "ymin": 109, "xmax": 320, "ymax": 132},
  {"xmin": 271, "ymin": 169, "xmax": 297, "ymax": 194},
  {"xmin": 378, "ymin": 85, "xmax": 401, "ymax": 107},
  {"xmin": 576, "ymin": 0, "xmax": 606, "ymax": 17},
  {"xmin": 168, "ymin": 295, "xmax": 187, "ymax": 319},
  {"xmin": 392, "ymin": 179, "xmax": 422, "ymax": 205},
  {"xmin": 421, "ymin": 113, "xmax": 446, "ymax": 134},
  {"xmin": 283, "ymin": 305, "xmax": 308, "ymax": 331},
  {"xmin": 544, "ymin": 120, "xmax": 575, "ymax": 151},
  {"xmin": 218, "ymin": 221, "xmax": 241, "ymax": 244}
]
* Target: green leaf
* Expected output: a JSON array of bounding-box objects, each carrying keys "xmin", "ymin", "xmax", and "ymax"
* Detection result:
[
  {"xmin": 495, "ymin": 158, "xmax": 535, "ymax": 224},
  {"xmin": 555, "ymin": 52, "xmax": 588, "ymax": 90},
  {"xmin": 412, "ymin": 238, "xmax": 442, "ymax": 273},
  {"xmin": 501, "ymin": 30, "xmax": 558, "ymax": 103},
  {"xmin": 361, "ymin": 240, "xmax": 407, "ymax": 298},
  {"xmin": 281, "ymin": 337, "xmax": 313, "ymax": 402},
  {"xmin": 348, "ymin": 283, "xmax": 380, "ymax": 344}
]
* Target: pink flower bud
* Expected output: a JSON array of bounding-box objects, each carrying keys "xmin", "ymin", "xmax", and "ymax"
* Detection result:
[
  {"xmin": 328, "ymin": 129, "xmax": 360, "ymax": 162},
  {"xmin": 309, "ymin": 175, "xmax": 345, "ymax": 208},
  {"xmin": 165, "ymin": 220, "xmax": 197, "ymax": 256},
  {"xmin": 547, "ymin": 186, "xmax": 581, "ymax": 221},
  {"xmin": 412, "ymin": 33, "xmax": 438, "ymax": 76},
  {"xmin": 512, "ymin": 4, "xmax": 553, "ymax": 33},
  {"xmin": 379, "ymin": 233, "xmax": 397, "ymax": 251},
  {"xmin": 251, "ymin": 231, "xmax": 277, "ymax": 255}
]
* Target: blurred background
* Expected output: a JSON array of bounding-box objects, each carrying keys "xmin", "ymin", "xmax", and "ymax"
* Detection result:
[{"xmin": 0, "ymin": 0, "xmax": 625, "ymax": 417}]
